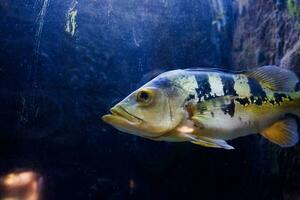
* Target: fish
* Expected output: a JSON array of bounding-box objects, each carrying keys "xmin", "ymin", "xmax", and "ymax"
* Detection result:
[{"xmin": 102, "ymin": 65, "xmax": 300, "ymax": 150}]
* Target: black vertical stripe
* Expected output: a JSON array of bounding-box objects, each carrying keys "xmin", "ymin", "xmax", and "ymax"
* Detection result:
[
  {"xmin": 247, "ymin": 77, "xmax": 267, "ymax": 105},
  {"xmin": 195, "ymin": 73, "xmax": 212, "ymax": 101},
  {"xmin": 221, "ymin": 74, "xmax": 238, "ymax": 96}
]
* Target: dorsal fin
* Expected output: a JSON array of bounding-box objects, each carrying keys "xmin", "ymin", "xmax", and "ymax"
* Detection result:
[{"xmin": 243, "ymin": 65, "xmax": 299, "ymax": 92}]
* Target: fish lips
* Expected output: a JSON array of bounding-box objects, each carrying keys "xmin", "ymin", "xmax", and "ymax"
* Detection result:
[{"xmin": 102, "ymin": 106, "xmax": 142, "ymax": 131}]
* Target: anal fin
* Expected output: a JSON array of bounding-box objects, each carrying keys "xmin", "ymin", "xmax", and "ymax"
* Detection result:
[{"xmin": 261, "ymin": 117, "xmax": 299, "ymax": 147}]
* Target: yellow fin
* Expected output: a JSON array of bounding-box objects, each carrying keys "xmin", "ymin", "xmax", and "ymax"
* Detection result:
[
  {"xmin": 244, "ymin": 65, "xmax": 298, "ymax": 92},
  {"xmin": 261, "ymin": 118, "xmax": 299, "ymax": 147}
]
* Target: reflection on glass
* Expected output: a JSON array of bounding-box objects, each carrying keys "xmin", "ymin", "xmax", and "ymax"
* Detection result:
[
  {"xmin": 0, "ymin": 171, "xmax": 42, "ymax": 200},
  {"xmin": 129, "ymin": 178, "xmax": 136, "ymax": 195}
]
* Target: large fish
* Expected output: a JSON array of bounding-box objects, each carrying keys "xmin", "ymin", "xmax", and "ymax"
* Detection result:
[{"xmin": 102, "ymin": 66, "xmax": 300, "ymax": 150}]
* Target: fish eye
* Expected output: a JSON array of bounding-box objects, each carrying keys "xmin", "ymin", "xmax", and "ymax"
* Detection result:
[
  {"xmin": 139, "ymin": 91, "xmax": 149, "ymax": 100},
  {"xmin": 136, "ymin": 89, "xmax": 154, "ymax": 105}
]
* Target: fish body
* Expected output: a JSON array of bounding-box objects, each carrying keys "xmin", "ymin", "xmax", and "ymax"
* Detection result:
[{"xmin": 102, "ymin": 66, "xmax": 300, "ymax": 149}]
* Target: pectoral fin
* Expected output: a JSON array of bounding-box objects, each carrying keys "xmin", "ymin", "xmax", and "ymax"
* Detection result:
[
  {"xmin": 261, "ymin": 117, "xmax": 299, "ymax": 147},
  {"xmin": 183, "ymin": 134, "xmax": 234, "ymax": 150}
]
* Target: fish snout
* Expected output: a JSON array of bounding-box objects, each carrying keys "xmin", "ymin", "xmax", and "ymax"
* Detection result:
[
  {"xmin": 101, "ymin": 105, "xmax": 141, "ymax": 124},
  {"xmin": 101, "ymin": 106, "xmax": 116, "ymax": 123}
]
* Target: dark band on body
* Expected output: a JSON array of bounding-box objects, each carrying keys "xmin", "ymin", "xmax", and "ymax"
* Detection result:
[
  {"xmin": 221, "ymin": 74, "xmax": 238, "ymax": 96},
  {"xmin": 195, "ymin": 73, "xmax": 212, "ymax": 101},
  {"xmin": 247, "ymin": 77, "xmax": 267, "ymax": 105}
]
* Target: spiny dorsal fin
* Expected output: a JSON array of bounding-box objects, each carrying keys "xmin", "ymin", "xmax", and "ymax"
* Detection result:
[
  {"xmin": 261, "ymin": 117, "xmax": 299, "ymax": 147},
  {"xmin": 244, "ymin": 65, "xmax": 299, "ymax": 92}
]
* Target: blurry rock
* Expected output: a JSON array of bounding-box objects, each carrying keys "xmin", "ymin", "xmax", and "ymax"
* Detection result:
[
  {"xmin": 280, "ymin": 39, "xmax": 300, "ymax": 71},
  {"xmin": 236, "ymin": 0, "xmax": 250, "ymax": 15},
  {"xmin": 255, "ymin": 48, "xmax": 266, "ymax": 65},
  {"xmin": 232, "ymin": 0, "xmax": 300, "ymax": 68},
  {"xmin": 287, "ymin": 0, "xmax": 300, "ymax": 17}
]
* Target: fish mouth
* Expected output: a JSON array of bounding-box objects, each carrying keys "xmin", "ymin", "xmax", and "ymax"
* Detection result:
[{"xmin": 102, "ymin": 105, "xmax": 142, "ymax": 127}]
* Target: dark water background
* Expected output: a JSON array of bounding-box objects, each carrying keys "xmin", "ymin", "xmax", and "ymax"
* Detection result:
[{"xmin": 0, "ymin": 0, "xmax": 293, "ymax": 199}]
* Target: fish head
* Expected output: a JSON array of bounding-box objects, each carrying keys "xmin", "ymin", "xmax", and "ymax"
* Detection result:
[{"xmin": 102, "ymin": 82, "xmax": 186, "ymax": 138}]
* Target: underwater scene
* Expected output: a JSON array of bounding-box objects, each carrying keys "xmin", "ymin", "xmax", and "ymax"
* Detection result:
[{"xmin": 1, "ymin": 0, "xmax": 300, "ymax": 199}]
